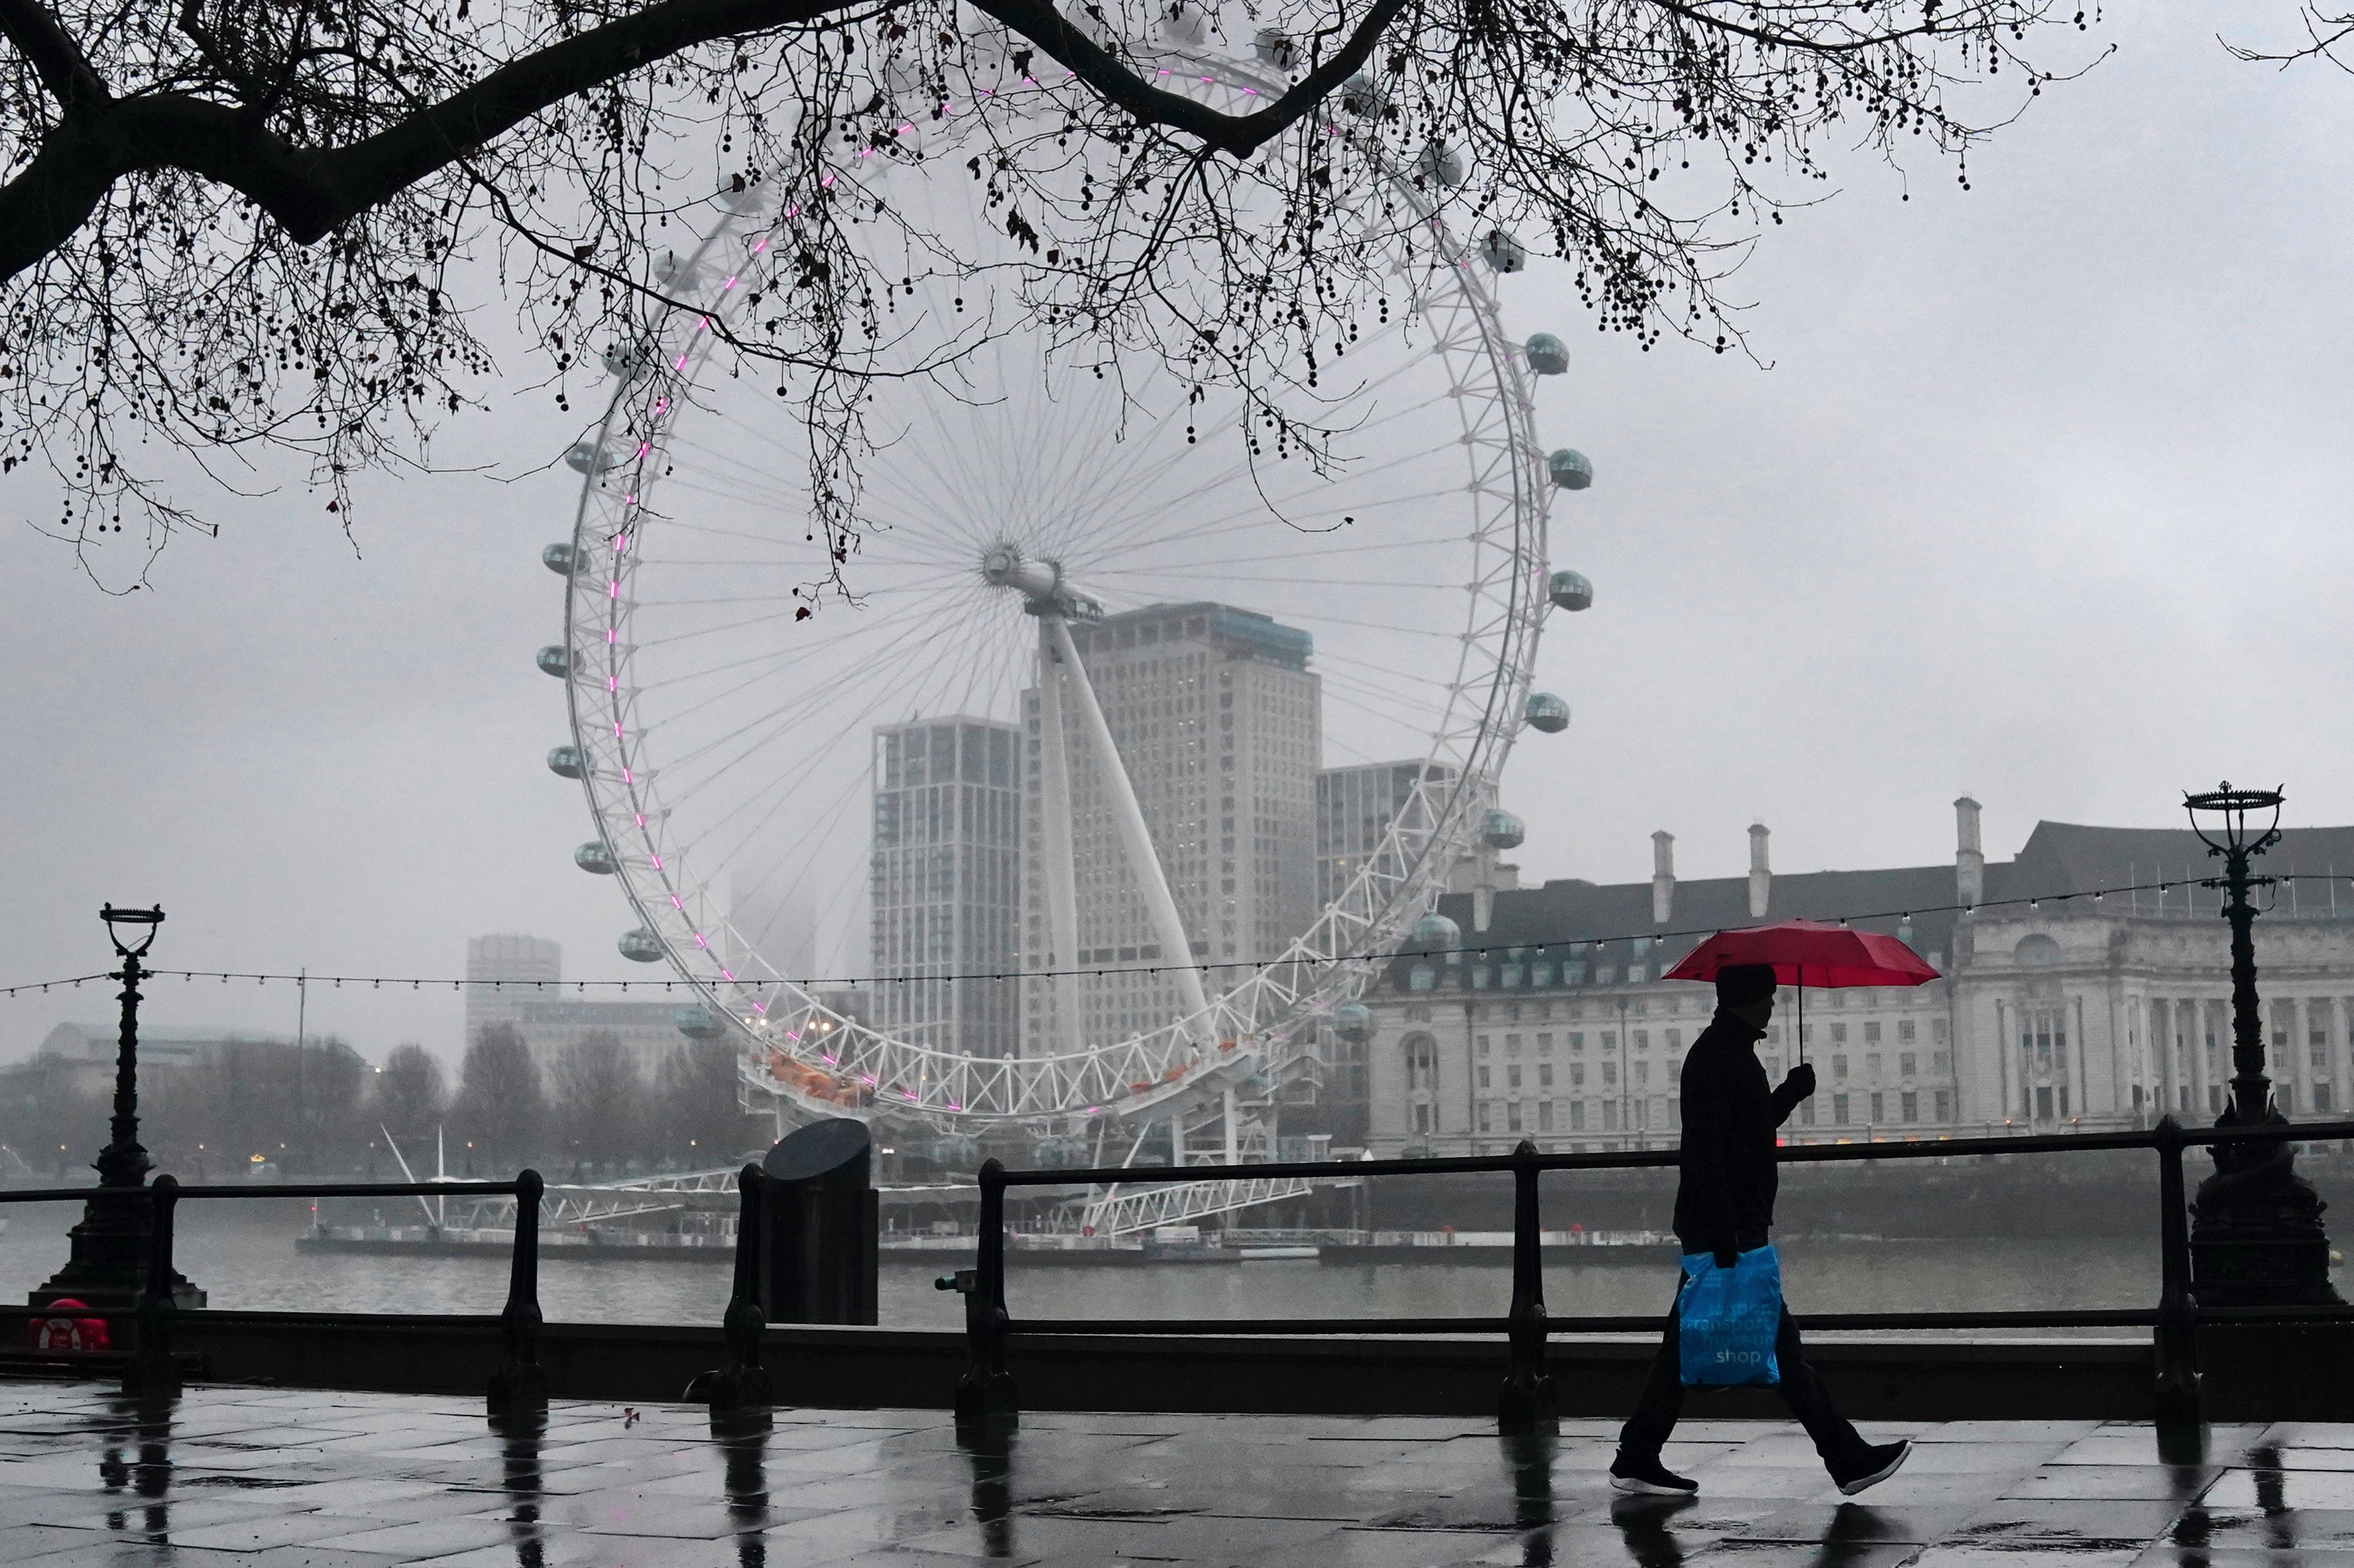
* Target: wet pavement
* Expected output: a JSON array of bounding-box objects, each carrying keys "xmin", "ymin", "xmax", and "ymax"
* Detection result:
[{"xmin": 0, "ymin": 1382, "xmax": 2339, "ymax": 1566}]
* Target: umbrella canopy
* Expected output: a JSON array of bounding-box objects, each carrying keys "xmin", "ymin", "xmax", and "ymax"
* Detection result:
[{"xmin": 1663, "ymin": 919, "xmax": 1939, "ymax": 990}]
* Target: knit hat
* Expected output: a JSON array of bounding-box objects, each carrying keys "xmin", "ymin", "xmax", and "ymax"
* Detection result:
[{"xmin": 1714, "ymin": 963, "xmax": 1778, "ymax": 1007}]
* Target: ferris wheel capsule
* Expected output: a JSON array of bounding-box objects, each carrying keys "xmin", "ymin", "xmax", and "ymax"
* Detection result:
[
  {"xmin": 674, "ymin": 1005, "xmax": 725, "ymax": 1040},
  {"xmin": 565, "ymin": 439, "xmax": 625, "ymax": 476},
  {"xmin": 1524, "ymin": 334, "xmax": 1570, "ymax": 376},
  {"xmin": 546, "ymin": 745, "xmax": 585, "ymax": 779},
  {"xmin": 1340, "ymin": 73, "xmax": 1386, "ymax": 117},
  {"xmin": 1547, "ymin": 448, "xmax": 1593, "ymax": 490},
  {"xmin": 1330, "ymin": 1002, "xmax": 1373, "ymax": 1042},
  {"xmin": 1417, "ymin": 142, "xmax": 1466, "ymax": 188},
  {"xmin": 1162, "ymin": 1, "xmax": 1208, "ymax": 44},
  {"xmin": 619, "ymin": 928, "xmax": 666, "ymax": 963},
  {"xmin": 601, "ymin": 338, "xmax": 653, "ymax": 382},
  {"xmin": 717, "ymin": 176, "xmax": 772, "ymax": 215},
  {"xmin": 574, "ymin": 840, "xmax": 617, "ymax": 875},
  {"xmin": 542, "ymin": 542, "xmax": 577, "ymax": 576},
  {"xmin": 1411, "ymin": 912, "xmax": 1463, "ymax": 960},
  {"xmin": 1548, "ymin": 571, "xmax": 1593, "ymax": 611},
  {"xmin": 654, "ymin": 249, "xmax": 713, "ymax": 292},
  {"xmin": 1482, "ymin": 809, "xmax": 1526, "ymax": 850},
  {"xmin": 534, "ymin": 645, "xmax": 569, "ymax": 678},
  {"xmin": 1524, "ymin": 693, "xmax": 1570, "ymax": 734},
  {"xmin": 1252, "ymin": 27, "xmax": 1296, "ymax": 68},
  {"xmin": 1481, "ymin": 231, "xmax": 1527, "ymax": 272}
]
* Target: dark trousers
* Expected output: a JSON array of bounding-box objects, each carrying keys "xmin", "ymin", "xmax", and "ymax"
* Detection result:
[{"xmin": 1618, "ymin": 1272, "xmax": 1865, "ymax": 1469}]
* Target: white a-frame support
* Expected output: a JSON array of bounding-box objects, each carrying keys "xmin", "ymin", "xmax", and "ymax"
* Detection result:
[
  {"xmin": 1042, "ymin": 614, "xmax": 1213, "ymax": 1038},
  {"xmin": 1034, "ymin": 635, "xmax": 1086, "ymax": 1057}
]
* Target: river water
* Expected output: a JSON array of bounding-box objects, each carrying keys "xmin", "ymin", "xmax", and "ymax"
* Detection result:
[{"xmin": 0, "ymin": 1196, "xmax": 2257, "ymax": 1334}]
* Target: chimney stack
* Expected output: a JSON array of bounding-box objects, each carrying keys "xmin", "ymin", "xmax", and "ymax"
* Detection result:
[
  {"xmin": 1955, "ymin": 796, "xmax": 1985, "ymax": 907},
  {"xmin": 1652, "ymin": 832, "xmax": 1676, "ymax": 924},
  {"xmin": 1748, "ymin": 822, "xmax": 1772, "ymax": 919}
]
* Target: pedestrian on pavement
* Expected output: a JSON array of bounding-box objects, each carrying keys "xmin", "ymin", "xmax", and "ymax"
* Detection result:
[{"xmin": 1609, "ymin": 962, "xmax": 1911, "ymax": 1498}]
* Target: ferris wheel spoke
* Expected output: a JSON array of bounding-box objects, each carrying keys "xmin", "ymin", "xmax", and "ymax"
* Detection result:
[
  {"xmin": 693, "ymin": 611, "xmax": 1020, "ymax": 867},
  {"xmin": 1078, "ymin": 462, "xmax": 1462, "ymax": 562},
  {"xmin": 657, "ymin": 603, "xmax": 1007, "ymax": 787},
  {"xmin": 673, "ymin": 598, "xmax": 1022, "ymax": 805},
  {"xmin": 1316, "ymin": 649, "xmax": 1456, "ymax": 691}
]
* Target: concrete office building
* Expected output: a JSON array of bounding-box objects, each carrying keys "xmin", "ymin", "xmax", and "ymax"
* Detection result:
[
  {"xmin": 463, "ymin": 935, "xmax": 687, "ymax": 1075},
  {"xmin": 869, "ymin": 717, "xmax": 1025, "ymax": 1059},
  {"xmin": 1021, "ymin": 602, "xmax": 1321, "ymax": 1052}
]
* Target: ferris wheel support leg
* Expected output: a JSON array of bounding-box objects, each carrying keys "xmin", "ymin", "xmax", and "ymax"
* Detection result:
[
  {"xmin": 1035, "ymin": 644, "xmax": 1085, "ymax": 1057},
  {"xmin": 1223, "ymin": 1086, "xmax": 1238, "ymax": 1165},
  {"xmin": 1043, "ymin": 616, "xmax": 1212, "ymax": 1033}
]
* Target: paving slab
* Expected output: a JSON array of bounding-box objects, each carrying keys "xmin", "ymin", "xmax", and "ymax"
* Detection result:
[{"xmin": 0, "ymin": 1382, "xmax": 2337, "ymax": 1568}]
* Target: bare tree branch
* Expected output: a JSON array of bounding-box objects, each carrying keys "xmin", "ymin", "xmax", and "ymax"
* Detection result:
[{"xmin": 0, "ymin": 0, "xmax": 2097, "ymax": 587}]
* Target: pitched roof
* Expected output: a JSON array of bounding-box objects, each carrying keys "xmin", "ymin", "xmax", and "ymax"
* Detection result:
[
  {"xmin": 1429, "ymin": 858, "xmax": 1983, "ymax": 974},
  {"xmin": 2011, "ymin": 821, "xmax": 2354, "ymax": 917},
  {"xmin": 1422, "ymin": 816, "xmax": 2354, "ymax": 972}
]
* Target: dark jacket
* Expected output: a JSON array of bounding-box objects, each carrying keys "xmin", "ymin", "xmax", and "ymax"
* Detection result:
[{"xmin": 1672, "ymin": 1010, "xmax": 1808, "ymax": 1255}]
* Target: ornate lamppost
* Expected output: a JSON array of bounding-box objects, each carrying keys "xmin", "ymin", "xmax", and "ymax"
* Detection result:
[
  {"xmin": 31, "ymin": 906, "xmax": 205, "ymax": 1310},
  {"xmin": 2183, "ymin": 785, "xmax": 2340, "ymax": 1308}
]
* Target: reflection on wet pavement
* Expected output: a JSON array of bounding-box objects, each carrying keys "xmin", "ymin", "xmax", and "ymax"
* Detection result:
[{"xmin": 0, "ymin": 1384, "xmax": 2342, "ymax": 1565}]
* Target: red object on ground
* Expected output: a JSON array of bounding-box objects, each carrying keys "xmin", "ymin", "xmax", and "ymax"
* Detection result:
[
  {"xmin": 1662, "ymin": 919, "xmax": 1938, "ymax": 990},
  {"xmin": 31, "ymin": 1299, "xmax": 109, "ymax": 1353}
]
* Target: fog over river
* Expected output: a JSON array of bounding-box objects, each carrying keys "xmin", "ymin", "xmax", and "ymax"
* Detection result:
[{"xmin": 0, "ymin": 1197, "xmax": 2278, "ymax": 1336}]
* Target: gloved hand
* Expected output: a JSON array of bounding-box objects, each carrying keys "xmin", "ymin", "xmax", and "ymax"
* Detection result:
[
  {"xmin": 1712, "ymin": 1249, "xmax": 1737, "ymax": 1270},
  {"xmin": 1783, "ymin": 1061, "xmax": 1817, "ymax": 1099}
]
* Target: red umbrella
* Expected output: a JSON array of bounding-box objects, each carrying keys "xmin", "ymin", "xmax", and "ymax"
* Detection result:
[{"xmin": 1662, "ymin": 919, "xmax": 1938, "ymax": 1060}]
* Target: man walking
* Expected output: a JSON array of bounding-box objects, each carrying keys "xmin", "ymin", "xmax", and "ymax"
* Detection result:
[{"xmin": 1609, "ymin": 962, "xmax": 1911, "ymax": 1497}]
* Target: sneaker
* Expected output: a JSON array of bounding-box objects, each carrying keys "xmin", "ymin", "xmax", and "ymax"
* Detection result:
[
  {"xmin": 1610, "ymin": 1451, "xmax": 1699, "ymax": 1496},
  {"xmin": 1832, "ymin": 1439, "xmax": 1912, "ymax": 1495}
]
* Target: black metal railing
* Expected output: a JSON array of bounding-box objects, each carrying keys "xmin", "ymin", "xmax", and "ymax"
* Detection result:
[
  {"xmin": 0, "ymin": 1172, "xmax": 545, "ymax": 1409},
  {"xmin": 951, "ymin": 1117, "xmax": 2354, "ymax": 1431}
]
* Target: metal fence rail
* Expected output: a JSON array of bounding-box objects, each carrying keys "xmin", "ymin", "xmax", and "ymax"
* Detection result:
[
  {"xmin": 0, "ymin": 1173, "xmax": 548, "ymax": 1410},
  {"xmin": 949, "ymin": 1117, "xmax": 2354, "ymax": 1432}
]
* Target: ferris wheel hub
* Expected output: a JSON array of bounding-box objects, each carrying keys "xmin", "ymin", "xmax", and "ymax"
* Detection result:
[{"xmin": 981, "ymin": 544, "xmax": 1103, "ymax": 623}]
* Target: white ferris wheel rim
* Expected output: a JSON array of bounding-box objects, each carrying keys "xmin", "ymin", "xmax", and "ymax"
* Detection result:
[{"xmin": 558, "ymin": 40, "xmax": 1551, "ymax": 1133}]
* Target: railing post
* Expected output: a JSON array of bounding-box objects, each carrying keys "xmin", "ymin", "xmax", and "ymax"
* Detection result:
[
  {"xmin": 487, "ymin": 1170, "xmax": 549, "ymax": 1414},
  {"xmin": 693, "ymin": 1163, "xmax": 775, "ymax": 1414},
  {"xmin": 955, "ymin": 1158, "xmax": 1018, "ymax": 1433},
  {"xmin": 124, "ymin": 1176, "xmax": 180, "ymax": 1399},
  {"xmin": 1498, "ymin": 1139, "xmax": 1557, "ymax": 1431},
  {"xmin": 2153, "ymin": 1117, "xmax": 2204, "ymax": 1436}
]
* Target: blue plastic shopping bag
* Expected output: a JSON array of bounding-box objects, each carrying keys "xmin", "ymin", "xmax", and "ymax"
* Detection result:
[{"xmin": 1677, "ymin": 1245, "xmax": 1782, "ymax": 1387}]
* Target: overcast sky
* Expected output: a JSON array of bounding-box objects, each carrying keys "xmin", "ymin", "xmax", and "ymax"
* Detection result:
[{"xmin": 6, "ymin": 5, "xmax": 2351, "ymax": 1068}]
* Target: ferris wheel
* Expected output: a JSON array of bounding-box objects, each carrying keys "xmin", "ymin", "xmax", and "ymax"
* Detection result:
[{"xmin": 536, "ymin": 27, "xmax": 1591, "ymax": 1150}]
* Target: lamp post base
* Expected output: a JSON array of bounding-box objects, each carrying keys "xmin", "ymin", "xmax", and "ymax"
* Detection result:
[
  {"xmin": 2188, "ymin": 1111, "xmax": 2342, "ymax": 1310},
  {"xmin": 29, "ymin": 1188, "xmax": 205, "ymax": 1313}
]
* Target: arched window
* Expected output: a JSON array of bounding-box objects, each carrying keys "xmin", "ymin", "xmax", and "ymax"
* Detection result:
[
  {"xmin": 2014, "ymin": 934, "xmax": 2061, "ymax": 967},
  {"xmin": 1403, "ymin": 1033, "xmax": 1439, "ymax": 1093}
]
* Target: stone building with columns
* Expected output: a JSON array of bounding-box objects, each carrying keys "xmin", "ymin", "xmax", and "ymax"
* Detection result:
[{"xmin": 1356, "ymin": 801, "xmax": 2354, "ymax": 1158}]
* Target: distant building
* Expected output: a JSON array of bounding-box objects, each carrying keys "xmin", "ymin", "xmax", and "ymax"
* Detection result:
[
  {"xmin": 463, "ymin": 934, "xmax": 688, "ymax": 1075},
  {"xmin": 869, "ymin": 717, "xmax": 1024, "ymax": 1059},
  {"xmin": 1317, "ymin": 760, "xmax": 1454, "ymax": 910},
  {"xmin": 1358, "ymin": 800, "xmax": 2354, "ymax": 1157},
  {"xmin": 34, "ymin": 1023, "xmax": 302, "ymax": 1093},
  {"xmin": 1021, "ymin": 602, "xmax": 1321, "ymax": 1052}
]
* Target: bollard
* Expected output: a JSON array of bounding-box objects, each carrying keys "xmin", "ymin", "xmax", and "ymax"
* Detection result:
[
  {"xmin": 689, "ymin": 1164, "xmax": 775, "ymax": 1412},
  {"xmin": 953, "ymin": 1159, "xmax": 1018, "ymax": 1431},
  {"xmin": 123, "ymin": 1175, "xmax": 181, "ymax": 1398},
  {"xmin": 487, "ymin": 1170, "xmax": 550, "ymax": 1414},
  {"xmin": 760, "ymin": 1119, "xmax": 879, "ymax": 1324},
  {"xmin": 2152, "ymin": 1119, "xmax": 2204, "ymax": 1439},
  {"xmin": 1497, "ymin": 1140, "xmax": 1558, "ymax": 1429}
]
